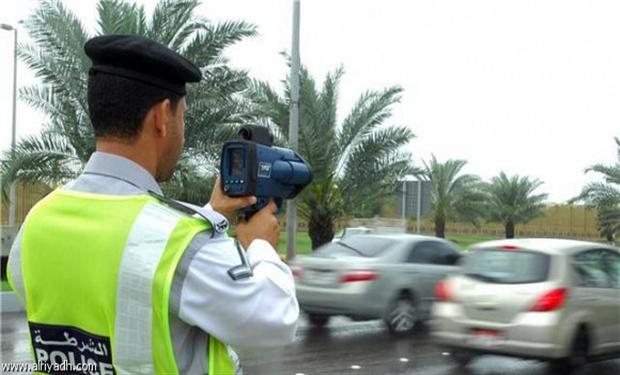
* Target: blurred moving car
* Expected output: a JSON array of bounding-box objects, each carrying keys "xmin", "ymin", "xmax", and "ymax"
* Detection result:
[
  {"xmin": 431, "ymin": 239, "xmax": 620, "ymax": 373},
  {"xmin": 331, "ymin": 226, "xmax": 373, "ymax": 242},
  {"xmin": 291, "ymin": 234, "xmax": 461, "ymax": 334}
]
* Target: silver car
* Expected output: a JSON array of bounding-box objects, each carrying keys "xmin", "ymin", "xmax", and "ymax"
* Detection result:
[
  {"xmin": 291, "ymin": 234, "xmax": 461, "ymax": 334},
  {"xmin": 331, "ymin": 226, "xmax": 373, "ymax": 242},
  {"xmin": 431, "ymin": 238, "xmax": 620, "ymax": 373}
]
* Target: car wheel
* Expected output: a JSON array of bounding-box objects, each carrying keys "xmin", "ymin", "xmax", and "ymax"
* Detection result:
[
  {"xmin": 385, "ymin": 295, "xmax": 418, "ymax": 335},
  {"xmin": 548, "ymin": 327, "xmax": 588, "ymax": 374},
  {"xmin": 447, "ymin": 349, "xmax": 474, "ymax": 368},
  {"xmin": 307, "ymin": 313, "xmax": 330, "ymax": 327}
]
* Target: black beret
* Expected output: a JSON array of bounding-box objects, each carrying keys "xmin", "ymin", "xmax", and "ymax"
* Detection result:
[{"xmin": 84, "ymin": 34, "xmax": 201, "ymax": 96}]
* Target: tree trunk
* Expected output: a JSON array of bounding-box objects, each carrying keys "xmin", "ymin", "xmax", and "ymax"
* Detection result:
[
  {"xmin": 605, "ymin": 231, "xmax": 614, "ymax": 243},
  {"xmin": 308, "ymin": 213, "xmax": 335, "ymax": 250},
  {"xmin": 505, "ymin": 220, "xmax": 515, "ymax": 238},
  {"xmin": 435, "ymin": 216, "xmax": 445, "ymax": 238}
]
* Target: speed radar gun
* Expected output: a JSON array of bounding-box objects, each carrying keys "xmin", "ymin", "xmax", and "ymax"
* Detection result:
[{"xmin": 220, "ymin": 125, "xmax": 313, "ymax": 220}]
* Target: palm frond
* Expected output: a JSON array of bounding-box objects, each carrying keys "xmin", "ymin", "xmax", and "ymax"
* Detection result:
[
  {"xmin": 19, "ymin": 85, "xmax": 62, "ymax": 118},
  {"xmin": 337, "ymin": 86, "xmax": 403, "ymax": 167},
  {"xmin": 97, "ymin": 0, "xmax": 147, "ymax": 35},
  {"xmin": 1, "ymin": 132, "xmax": 81, "ymax": 195},
  {"xmin": 586, "ymin": 164, "xmax": 620, "ymax": 185},
  {"xmin": 21, "ymin": 0, "xmax": 90, "ymax": 112},
  {"xmin": 244, "ymin": 79, "xmax": 289, "ymax": 136},
  {"xmin": 26, "ymin": 0, "xmax": 90, "ymax": 73},
  {"xmin": 484, "ymin": 172, "xmax": 548, "ymax": 225},
  {"xmin": 148, "ymin": 0, "xmax": 200, "ymax": 46},
  {"xmin": 19, "ymin": 45, "xmax": 88, "ymax": 116},
  {"xmin": 573, "ymin": 181, "xmax": 620, "ymax": 206},
  {"xmin": 182, "ymin": 20, "xmax": 257, "ymax": 67},
  {"xmin": 573, "ymin": 137, "xmax": 620, "ymax": 239},
  {"xmin": 424, "ymin": 156, "xmax": 485, "ymax": 228},
  {"xmin": 160, "ymin": 155, "xmax": 214, "ymax": 205},
  {"xmin": 317, "ymin": 66, "xmax": 344, "ymax": 134},
  {"xmin": 337, "ymin": 127, "xmax": 413, "ymax": 215}
]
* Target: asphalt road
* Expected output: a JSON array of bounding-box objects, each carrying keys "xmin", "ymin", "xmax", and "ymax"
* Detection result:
[
  {"xmin": 238, "ymin": 316, "xmax": 620, "ymax": 375},
  {"xmin": 2, "ymin": 312, "xmax": 619, "ymax": 374}
]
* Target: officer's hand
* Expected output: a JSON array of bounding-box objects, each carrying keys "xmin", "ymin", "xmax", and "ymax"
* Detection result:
[
  {"xmin": 236, "ymin": 200, "xmax": 280, "ymax": 250},
  {"xmin": 208, "ymin": 176, "xmax": 257, "ymax": 221}
]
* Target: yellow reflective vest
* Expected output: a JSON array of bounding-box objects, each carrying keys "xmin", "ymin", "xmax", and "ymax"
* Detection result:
[{"xmin": 8, "ymin": 189, "xmax": 235, "ymax": 374}]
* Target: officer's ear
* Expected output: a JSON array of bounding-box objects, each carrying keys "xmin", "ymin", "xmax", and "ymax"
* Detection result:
[{"xmin": 150, "ymin": 99, "xmax": 174, "ymax": 138}]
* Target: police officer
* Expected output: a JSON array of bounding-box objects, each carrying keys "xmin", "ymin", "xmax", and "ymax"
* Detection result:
[{"xmin": 7, "ymin": 35, "xmax": 298, "ymax": 374}]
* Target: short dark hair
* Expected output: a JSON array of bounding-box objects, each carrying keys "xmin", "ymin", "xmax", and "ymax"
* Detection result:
[{"xmin": 87, "ymin": 72, "xmax": 181, "ymax": 139}]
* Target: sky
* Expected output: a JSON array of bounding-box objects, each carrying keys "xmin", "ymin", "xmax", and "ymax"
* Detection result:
[{"xmin": 1, "ymin": 0, "xmax": 619, "ymax": 203}]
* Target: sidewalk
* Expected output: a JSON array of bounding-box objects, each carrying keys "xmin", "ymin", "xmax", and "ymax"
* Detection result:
[{"xmin": 1, "ymin": 312, "xmax": 31, "ymax": 363}]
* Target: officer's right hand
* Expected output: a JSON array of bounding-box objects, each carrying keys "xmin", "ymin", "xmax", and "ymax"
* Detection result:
[
  {"xmin": 209, "ymin": 176, "xmax": 257, "ymax": 221},
  {"xmin": 236, "ymin": 200, "xmax": 280, "ymax": 250}
]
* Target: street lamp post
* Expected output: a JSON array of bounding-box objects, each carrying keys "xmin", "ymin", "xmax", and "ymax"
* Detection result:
[
  {"xmin": 416, "ymin": 176, "xmax": 422, "ymax": 233},
  {"xmin": 286, "ymin": 0, "xmax": 301, "ymax": 261},
  {"xmin": 400, "ymin": 175, "xmax": 417, "ymax": 232},
  {"xmin": 401, "ymin": 180, "xmax": 406, "ymax": 220},
  {"xmin": 1, "ymin": 23, "xmax": 17, "ymax": 227}
]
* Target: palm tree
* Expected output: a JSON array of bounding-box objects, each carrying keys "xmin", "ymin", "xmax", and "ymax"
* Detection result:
[
  {"xmin": 423, "ymin": 156, "xmax": 486, "ymax": 238},
  {"xmin": 247, "ymin": 66, "xmax": 414, "ymax": 249},
  {"xmin": 484, "ymin": 172, "xmax": 548, "ymax": 238},
  {"xmin": 572, "ymin": 137, "xmax": 620, "ymax": 241},
  {"xmin": 0, "ymin": 0, "xmax": 256, "ymax": 204}
]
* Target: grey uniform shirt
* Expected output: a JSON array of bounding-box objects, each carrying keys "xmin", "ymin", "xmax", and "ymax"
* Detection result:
[{"xmin": 8, "ymin": 152, "xmax": 299, "ymax": 374}]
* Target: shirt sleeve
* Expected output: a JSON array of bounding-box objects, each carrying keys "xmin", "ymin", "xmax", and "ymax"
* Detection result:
[
  {"xmin": 177, "ymin": 233, "xmax": 299, "ymax": 350},
  {"xmin": 6, "ymin": 227, "xmax": 26, "ymax": 307}
]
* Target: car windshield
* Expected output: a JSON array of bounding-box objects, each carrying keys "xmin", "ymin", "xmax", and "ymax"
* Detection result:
[
  {"xmin": 315, "ymin": 236, "xmax": 397, "ymax": 257},
  {"xmin": 462, "ymin": 249, "xmax": 551, "ymax": 284},
  {"xmin": 345, "ymin": 228, "xmax": 369, "ymax": 236}
]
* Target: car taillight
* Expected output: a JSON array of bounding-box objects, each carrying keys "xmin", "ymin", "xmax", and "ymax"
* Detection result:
[
  {"xmin": 290, "ymin": 266, "xmax": 303, "ymax": 279},
  {"xmin": 435, "ymin": 280, "xmax": 452, "ymax": 302},
  {"xmin": 529, "ymin": 288, "xmax": 568, "ymax": 312},
  {"xmin": 498, "ymin": 245, "xmax": 520, "ymax": 251},
  {"xmin": 339, "ymin": 270, "xmax": 378, "ymax": 283}
]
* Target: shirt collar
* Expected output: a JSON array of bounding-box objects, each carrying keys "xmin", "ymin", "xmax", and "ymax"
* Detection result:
[{"xmin": 83, "ymin": 152, "xmax": 163, "ymax": 195}]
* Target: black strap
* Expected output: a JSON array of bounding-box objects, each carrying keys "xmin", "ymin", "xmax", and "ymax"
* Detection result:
[
  {"xmin": 227, "ymin": 240, "xmax": 254, "ymax": 281},
  {"xmin": 83, "ymin": 171, "xmax": 217, "ymax": 235},
  {"xmin": 147, "ymin": 191, "xmax": 218, "ymax": 238},
  {"xmin": 82, "ymin": 171, "xmax": 144, "ymax": 191}
]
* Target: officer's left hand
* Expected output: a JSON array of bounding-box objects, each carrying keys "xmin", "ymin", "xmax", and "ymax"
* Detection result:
[{"xmin": 208, "ymin": 176, "xmax": 257, "ymax": 221}]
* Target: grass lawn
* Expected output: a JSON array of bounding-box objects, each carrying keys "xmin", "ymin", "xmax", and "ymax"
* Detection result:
[
  {"xmin": 278, "ymin": 231, "xmax": 313, "ymax": 256},
  {"xmin": 1, "ymin": 279, "xmax": 12, "ymax": 292}
]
